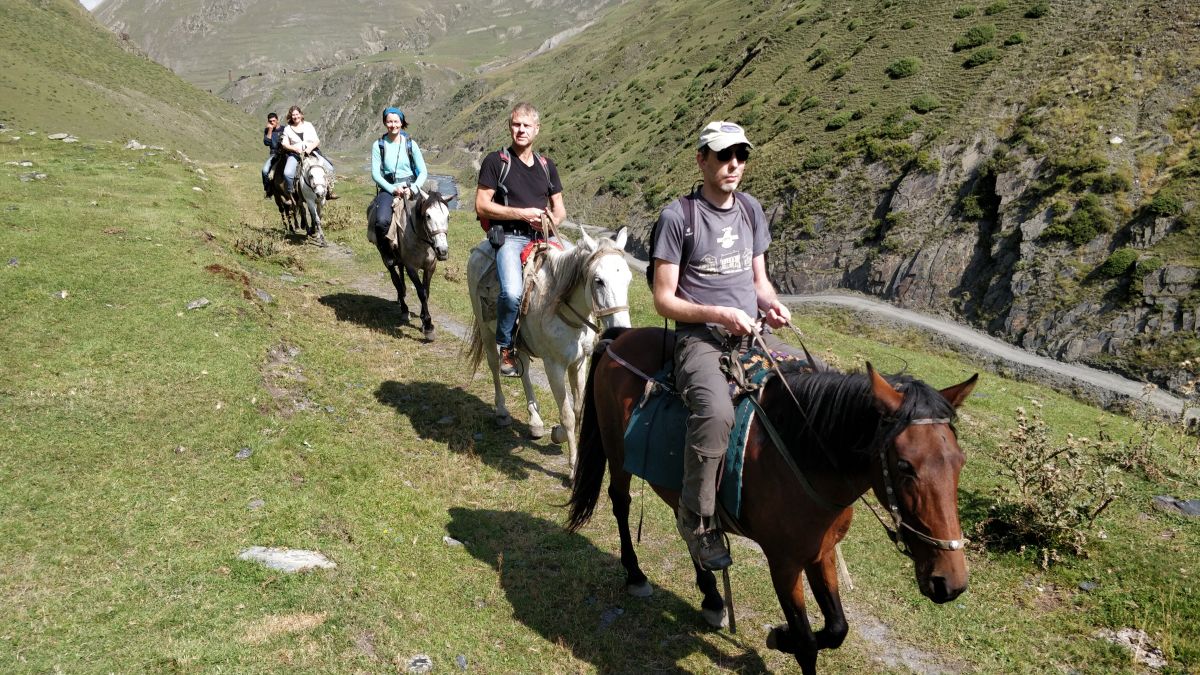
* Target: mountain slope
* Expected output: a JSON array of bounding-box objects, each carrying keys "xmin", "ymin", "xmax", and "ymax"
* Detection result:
[
  {"xmin": 420, "ymin": 0, "xmax": 1199, "ymax": 394},
  {"xmin": 0, "ymin": 0, "xmax": 253, "ymax": 160},
  {"xmin": 96, "ymin": 0, "xmax": 621, "ymax": 91}
]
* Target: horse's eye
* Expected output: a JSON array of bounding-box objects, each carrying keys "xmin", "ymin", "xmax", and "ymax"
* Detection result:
[
  {"xmin": 896, "ymin": 459, "xmax": 914, "ymax": 474},
  {"xmin": 594, "ymin": 276, "xmax": 606, "ymax": 287}
]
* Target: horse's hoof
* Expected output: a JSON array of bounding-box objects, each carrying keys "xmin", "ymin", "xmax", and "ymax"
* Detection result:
[
  {"xmin": 702, "ymin": 607, "xmax": 728, "ymax": 629},
  {"xmin": 528, "ymin": 424, "xmax": 546, "ymax": 440},
  {"xmin": 495, "ymin": 414, "xmax": 512, "ymax": 428},
  {"xmin": 766, "ymin": 624, "xmax": 794, "ymax": 653},
  {"xmin": 550, "ymin": 425, "xmax": 568, "ymax": 445},
  {"xmin": 626, "ymin": 582, "xmax": 653, "ymax": 598},
  {"xmin": 423, "ymin": 328, "xmax": 435, "ymax": 341},
  {"xmin": 399, "ymin": 311, "xmax": 411, "ymax": 324}
]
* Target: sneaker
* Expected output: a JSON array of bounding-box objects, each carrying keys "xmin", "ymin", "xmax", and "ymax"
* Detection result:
[
  {"xmin": 326, "ymin": 190, "xmax": 339, "ymax": 200},
  {"xmin": 677, "ymin": 509, "xmax": 732, "ymax": 571},
  {"xmin": 498, "ymin": 347, "xmax": 520, "ymax": 378}
]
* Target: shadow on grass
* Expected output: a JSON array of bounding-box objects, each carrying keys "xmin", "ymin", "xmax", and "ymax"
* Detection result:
[
  {"xmin": 447, "ymin": 507, "xmax": 769, "ymax": 673},
  {"xmin": 375, "ymin": 380, "xmax": 569, "ymax": 483},
  {"xmin": 319, "ymin": 292, "xmax": 411, "ymax": 340}
]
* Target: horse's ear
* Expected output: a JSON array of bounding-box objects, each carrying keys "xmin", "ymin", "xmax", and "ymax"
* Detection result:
[
  {"xmin": 441, "ymin": 193, "xmax": 455, "ymax": 205},
  {"xmin": 578, "ymin": 221, "xmax": 596, "ymax": 247},
  {"xmin": 867, "ymin": 362, "xmax": 903, "ymax": 416},
  {"xmin": 939, "ymin": 373, "xmax": 978, "ymax": 409},
  {"xmin": 613, "ymin": 227, "xmax": 628, "ymax": 250}
]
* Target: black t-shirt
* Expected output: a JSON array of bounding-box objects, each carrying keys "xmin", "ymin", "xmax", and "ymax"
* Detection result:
[{"xmin": 477, "ymin": 148, "xmax": 562, "ymax": 231}]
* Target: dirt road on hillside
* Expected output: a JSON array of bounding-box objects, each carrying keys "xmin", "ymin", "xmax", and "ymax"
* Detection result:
[{"xmin": 612, "ymin": 234, "xmax": 1189, "ymax": 419}]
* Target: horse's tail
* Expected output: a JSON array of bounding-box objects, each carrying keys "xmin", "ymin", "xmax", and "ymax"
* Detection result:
[
  {"xmin": 566, "ymin": 326, "xmax": 630, "ymax": 532},
  {"xmin": 465, "ymin": 316, "xmax": 484, "ymax": 377}
]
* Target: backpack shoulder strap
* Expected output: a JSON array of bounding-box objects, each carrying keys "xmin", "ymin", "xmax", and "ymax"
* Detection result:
[
  {"xmin": 401, "ymin": 131, "xmax": 415, "ymax": 175},
  {"xmin": 495, "ymin": 147, "xmax": 512, "ymax": 206},
  {"xmin": 533, "ymin": 152, "xmax": 553, "ymax": 195},
  {"xmin": 732, "ymin": 191, "xmax": 753, "ymax": 221}
]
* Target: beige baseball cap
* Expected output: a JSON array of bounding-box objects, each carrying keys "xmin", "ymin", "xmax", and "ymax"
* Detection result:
[{"xmin": 697, "ymin": 121, "xmax": 753, "ymax": 151}]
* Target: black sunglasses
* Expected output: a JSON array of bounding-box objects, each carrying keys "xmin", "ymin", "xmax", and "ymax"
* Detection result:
[{"xmin": 715, "ymin": 146, "xmax": 750, "ymax": 162}]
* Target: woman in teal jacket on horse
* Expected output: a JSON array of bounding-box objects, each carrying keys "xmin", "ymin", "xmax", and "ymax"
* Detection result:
[{"xmin": 369, "ymin": 106, "xmax": 428, "ymax": 263}]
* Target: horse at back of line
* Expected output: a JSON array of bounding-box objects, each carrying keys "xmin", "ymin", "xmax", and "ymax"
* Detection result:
[{"xmin": 567, "ymin": 326, "xmax": 978, "ymax": 674}]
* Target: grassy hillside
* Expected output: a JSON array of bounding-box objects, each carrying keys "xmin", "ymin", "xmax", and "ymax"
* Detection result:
[
  {"xmin": 0, "ymin": 0, "xmax": 254, "ymax": 161},
  {"xmin": 1, "ymin": 134, "xmax": 1197, "ymax": 671}
]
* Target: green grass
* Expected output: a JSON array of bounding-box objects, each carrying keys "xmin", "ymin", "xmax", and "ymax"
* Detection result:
[
  {"xmin": 0, "ymin": 0, "xmax": 252, "ymax": 162},
  {"xmin": 1, "ymin": 133, "xmax": 1198, "ymax": 672}
]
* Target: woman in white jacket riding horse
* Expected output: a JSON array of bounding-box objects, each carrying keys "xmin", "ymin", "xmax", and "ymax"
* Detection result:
[{"xmin": 280, "ymin": 105, "xmax": 338, "ymax": 200}]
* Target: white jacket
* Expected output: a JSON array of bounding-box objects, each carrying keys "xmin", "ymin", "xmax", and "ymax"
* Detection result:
[{"xmin": 282, "ymin": 121, "xmax": 320, "ymax": 154}]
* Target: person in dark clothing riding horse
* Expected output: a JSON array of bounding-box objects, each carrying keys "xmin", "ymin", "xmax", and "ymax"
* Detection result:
[
  {"xmin": 474, "ymin": 102, "xmax": 566, "ymax": 377},
  {"xmin": 650, "ymin": 121, "xmax": 797, "ymax": 571},
  {"xmin": 261, "ymin": 112, "xmax": 284, "ymax": 196}
]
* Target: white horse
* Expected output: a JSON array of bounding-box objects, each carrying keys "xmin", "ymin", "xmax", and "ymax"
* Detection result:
[
  {"xmin": 466, "ymin": 226, "xmax": 632, "ymax": 477},
  {"xmin": 298, "ymin": 155, "xmax": 328, "ymax": 246}
]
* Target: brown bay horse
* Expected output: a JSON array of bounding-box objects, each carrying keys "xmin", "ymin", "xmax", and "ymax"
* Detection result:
[{"xmin": 566, "ymin": 327, "xmax": 977, "ymax": 674}]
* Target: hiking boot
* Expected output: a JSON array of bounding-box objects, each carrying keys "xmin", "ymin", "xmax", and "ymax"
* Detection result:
[
  {"xmin": 326, "ymin": 189, "xmax": 339, "ymax": 200},
  {"xmin": 677, "ymin": 508, "xmax": 732, "ymax": 571},
  {"xmin": 498, "ymin": 346, "xmax": 520, "ymax": 378}
]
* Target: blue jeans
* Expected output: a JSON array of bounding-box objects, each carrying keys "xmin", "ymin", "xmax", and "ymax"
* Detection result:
[
  {"xmin": 261, "ymin": 155, "xmax": 274, "ymax": 190},
  {"xmin": 494, "ymin": 232, "xmax": 530, "ymax": 348},
  {"xmin": 284, "ymin": 154, "xmax": 334, "ymax": 193}
]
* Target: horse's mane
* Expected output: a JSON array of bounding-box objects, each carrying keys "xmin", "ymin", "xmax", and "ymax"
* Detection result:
[
  {"xmin": 535, "ymin": 238, "xmax": 619, "ymax": 312},
  {"xmin": 417, "ymin": 191, "xmax": 445, "ymax": 218},
  {"xmin": 763, "ymin": 363, "xmax": 957, "ymax": 470}
]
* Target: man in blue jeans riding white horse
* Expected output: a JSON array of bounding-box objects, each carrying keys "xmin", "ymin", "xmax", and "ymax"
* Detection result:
[{"xmin": 474, "ymin": 102, "xmax": 566, "ymax": 376}]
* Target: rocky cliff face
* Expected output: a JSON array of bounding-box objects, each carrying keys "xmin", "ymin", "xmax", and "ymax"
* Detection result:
[{"xmin": 770, "ymin": 49, "xmax": 1199, "ymax": 395}]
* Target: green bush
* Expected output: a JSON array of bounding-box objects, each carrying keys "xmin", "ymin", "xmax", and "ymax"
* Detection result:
[
  {"xmin": 984, "ymin": 0, "xmax": 1008, "ymax": 14},
  {"xmin": 848, "ymin": 18, "xmax": 862, "ymax": 31},
  {"xmin": 779, "ymin": 87, "xmax": 802, "ymax": 106},
  {"xmin": 1096, "ymin": 248, "xmax": 1139, "ymax": 278},
  {"xmin": 1003, "ymin": 32, "xmax": 1026, "ymax": 46},
  {"xmin": 1090, "ymin": 172, "xmax": 1131, "ymax": 194},
  {"xmin": 826, "ymin": 112, "xmax": 853, "ymax": 130},
  {"xmin": 885, "ymin": 56, "xmax": 922, "ymax": 78},
  {"xmin": 803, "ymin": 148, "xmax": 834, "ymax": 169},
  {"xmin": 910, "ymin": 93, "xmax": 942, "ymax": 113},
  {"xmin": 1041, "ymin": 194, "xmax": 1113, "ymax": 245},
  {"xmin": 1025, "ymin": 0, "xmax": 1049, "ymax": 18},
  {"xmin": 831, "ymin": 63, "xmax": 851, "ymax": 80},
  {"xmin": 807, "ymin": 47, "xmax": 832, "ymax": 69},
  {"xmin": 916, "ymin": 151, "xmax": 941, "ymax": 173},
  {"xmin": 973, "ymin": 407, "xmax": 1124, "ymax": 567},
  {"xmin": 961, "ymin": 194, "xmax": 986, "ymax": 219},
  {"xmin": 953, "ymin": 5, "xmax": 976, "ymax": 18},
  {"xmin": 964, "ymin": 46, "xmax": 1000, "ymax": 68},
  {"xmin": 734, "ymin": 91, "xmax": 756, "ymax": 107},
  {"xmin": 953, "ymin": 24, "xmax": 996, "ymax": 51},
  {"xmin": 799, "ymin": 95, "xmax": 822, "ymax": 111},
  {"xmin": 1147, "ymin": 191, "xmax": 1184, "ymax": 217},
  {"xmin": 901, "ymin": 19, "xmax": 916, "ymax": 29}
]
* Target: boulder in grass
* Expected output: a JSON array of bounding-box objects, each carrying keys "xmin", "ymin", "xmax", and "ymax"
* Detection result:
[{"xmin": 238, "ymin": 546, "xmax": 336, "ymax": 573}]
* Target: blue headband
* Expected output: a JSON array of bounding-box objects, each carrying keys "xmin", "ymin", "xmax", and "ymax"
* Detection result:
[{"xmin": 382, "ymin": 107, "xmax": 405, "ymax": 123}]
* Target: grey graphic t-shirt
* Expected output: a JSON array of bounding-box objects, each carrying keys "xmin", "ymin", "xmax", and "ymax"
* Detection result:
[{"xmin": 652, "ymin": 192, "xmax": 770, "ymax": 324}]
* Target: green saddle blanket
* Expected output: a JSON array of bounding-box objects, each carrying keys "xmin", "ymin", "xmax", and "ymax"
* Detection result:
[{"xmin": 622, "ymin": 347, "xmax": 793, "ymax": 520}]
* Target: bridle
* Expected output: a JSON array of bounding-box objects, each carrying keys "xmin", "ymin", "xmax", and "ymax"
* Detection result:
[
  {"xmin": 403, "ymin": 191, "xmax": 449, "ymax": 249},
  {"xmin": 869, "ymin": 415, "xmax": 967, "ymax": 558},
  {"xmin": 556, "ymin": 248, "xmax": 629, "ymax": 332}
]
